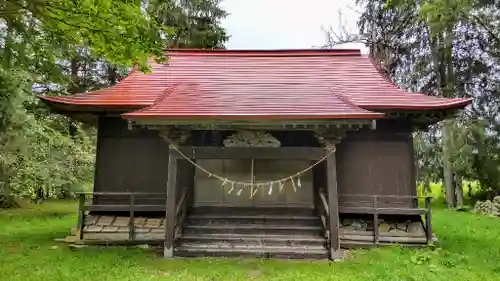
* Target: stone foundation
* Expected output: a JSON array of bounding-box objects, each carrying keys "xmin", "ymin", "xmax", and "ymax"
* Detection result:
[
  {"xmin": 340, "ymin": 218, "xmax": 425, "ymax": 236},
  {"xmin": 82, "ymin": 215, "xmax": 164, "ymax": 233}
]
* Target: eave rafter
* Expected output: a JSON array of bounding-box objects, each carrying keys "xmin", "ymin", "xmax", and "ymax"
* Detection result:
[
  {"xmin": 131, "ymin": 118, "xmax": 378, "ymax": 132},
  {"xmin": 314, "ymin": 120, "xmax": 376, "ymax": 146},
  {"xmin": 383, "ymin": 110, "xmax": 461, "ymax": 131}
]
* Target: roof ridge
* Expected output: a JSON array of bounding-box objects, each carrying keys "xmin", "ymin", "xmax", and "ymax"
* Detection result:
[
  {"xmin": 166, "ymin": 48, "xmax": 362, "ymax": 57},
  {"xmin": 368, "ymin": 57, "xmax": 402, "ymax": 90}
]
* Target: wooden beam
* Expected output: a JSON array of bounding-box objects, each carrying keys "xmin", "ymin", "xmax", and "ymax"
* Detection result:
[
  {"xmin": 338, "ymin": 206, "xmax": 428, "ymax": 215},
  {"xmin": 177, "ymin": 147, "xmax": 326, "ymax": 160},
  {"xmin": 83, "ymin": 204, "xmax": 166, "ymax": 212},
  {"xmin": 164, "ymin": 148, "xmax": 179, "ymax": 258},
  {"xmin": 326, "ymin": 148, "xmax": 344, "ymax": 260}
]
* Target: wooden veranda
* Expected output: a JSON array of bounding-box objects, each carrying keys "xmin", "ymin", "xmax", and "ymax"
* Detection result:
[{"xmin": 71, "ymin": 142, "xmax": 434, "ymax": 259}]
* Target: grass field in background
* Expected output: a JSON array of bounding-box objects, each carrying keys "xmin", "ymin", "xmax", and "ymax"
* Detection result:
[
  {"xmin": 417, "ymin": 181, "xmax": 480, "ymax": 203},
  {"xmin": 1, "ymin": 200, "xmax": 500, "ymax": 281}
]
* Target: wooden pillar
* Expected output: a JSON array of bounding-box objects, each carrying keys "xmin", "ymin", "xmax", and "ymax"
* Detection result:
[
  {"xmin": 164, "ymin": 147, "xmax": 178, "ymax": 258},
  {"xmin": 326, "ymin": 145, "xmax": 344, "ymax": 260}
]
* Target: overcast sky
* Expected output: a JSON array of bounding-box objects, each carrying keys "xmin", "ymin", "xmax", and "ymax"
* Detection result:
[{"xmin": 220, "ymin": 0, "xmax": 364, "ymax": 50}]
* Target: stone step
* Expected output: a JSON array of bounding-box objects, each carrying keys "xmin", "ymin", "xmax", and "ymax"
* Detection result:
[
  {"xmin": 180, "ymin": 233, "xmax": 326, "ymax": 247},
  {"xmin": 175, "ymin": 243, "xmax": 329, "ymax": 259},
  {"xmin": 183, "ymin": 224, "xmax": 324, "ymax": 236}
]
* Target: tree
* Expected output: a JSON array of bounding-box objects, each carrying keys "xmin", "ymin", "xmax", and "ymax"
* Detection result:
[
  {"xmin": 0, "ymin": 0, "xmax": 169, "ymax": 207},
  {"xmin": 343, "ymin": 0, "xmax": 500, "ymax": 206},
  {"xmin": 0, "ymin": 1, "xmax": 229, "ymax": 208},
  {"xmin": 149, "ymin": 0, "xmax": 229, "ymax": 48},
  {"xmin": 1, "ymin": 0, "xmax": 169, "ymax": 70}
]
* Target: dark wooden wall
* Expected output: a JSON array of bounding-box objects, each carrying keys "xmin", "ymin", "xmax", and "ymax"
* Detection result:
[
  {"xmin": 93, "ymin": 117, "xmax": 171, "ymax": 205},
  {"xmin": 91, "ymin": 118, "xmax": 417, "ymax": 209},
  {"xmin": 336, "ymin": 120, "xmax": 417, "ymax": 208}
]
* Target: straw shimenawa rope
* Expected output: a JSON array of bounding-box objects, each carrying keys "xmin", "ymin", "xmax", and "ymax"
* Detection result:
[{"xmin": 169, "ymin": 144, "xmax": 335, "ymax": 196}]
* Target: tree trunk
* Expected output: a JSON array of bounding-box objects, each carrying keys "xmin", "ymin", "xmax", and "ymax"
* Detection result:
[
  {"xmin": 424, "ymin": 180, "xmax": 431, "ymax": 195},
  {"xmin": 3, "ymin": 18, "xmax": 14, "ymax": 69},
  {"xmin": 107, "ymin": 65, "xmax": 118, "ymax": 85},
  {"xmin": 467, "ymin": 182, "xmax": 473, "ymax": 198},
  {"xmin": 442, "ymin": 121, "xmax": 455, "ymax": 208},
  {"xmin": 455, "ymin": 174, "xmax": 464, "ymax": 206},
  {"xmin": 431, "ymin": 29, "xmax": 456, "ymax": 209},
  {"xmin": 0, "ymin": 189, "xmax": 19, "ymax": 208},
  {"xmin": 0, "ymin": 167, "xmax": 19, "ymax": 209},
  {"xmin": 68, "ymin": 58, "xmax": 79, "ymax": 139}
]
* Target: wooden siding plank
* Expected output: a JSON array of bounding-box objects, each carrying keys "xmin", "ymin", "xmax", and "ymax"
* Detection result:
[
  {"xmin": 336, "ymin": 124, "xmax": 417, "ymax": 209},
  {"xmin": 93, "ymin": 117, "xmax": 170, "ymax": 206}
]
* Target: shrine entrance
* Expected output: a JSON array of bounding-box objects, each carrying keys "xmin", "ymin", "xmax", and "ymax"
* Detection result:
[{"xmin": 193, "ymin": 159, "xmax": 314, "ymax": 208}]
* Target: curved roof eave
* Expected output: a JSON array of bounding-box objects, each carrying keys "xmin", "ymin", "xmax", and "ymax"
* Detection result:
[
  {"xmin": 39, "ymin": 95, "xmax": 148, "ymax": 112},
  {"xmin": 362, "ymin": 97, "xmax": 473, "ymax": 111}
]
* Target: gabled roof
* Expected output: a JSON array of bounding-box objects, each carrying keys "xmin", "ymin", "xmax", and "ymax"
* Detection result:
[{"xmin": 40, "ymin": 49, "xmax": 472, "ymax": 120}]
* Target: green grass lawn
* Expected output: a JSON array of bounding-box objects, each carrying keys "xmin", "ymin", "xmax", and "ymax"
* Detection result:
[{"xmin": 1, "ymin": 201, "xmax": 500, "ymax": 281}]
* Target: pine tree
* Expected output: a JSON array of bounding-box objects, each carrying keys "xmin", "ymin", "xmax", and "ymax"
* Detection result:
[{"xmin": 149, "ymin": 0, "xmax": 229, "ymax": 48}]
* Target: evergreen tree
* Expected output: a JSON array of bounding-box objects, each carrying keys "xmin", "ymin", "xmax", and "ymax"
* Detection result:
[
  {"xmin": 149, "ymin": 0, "xmax": 229, "ymax": 48},
  {"xmin": 350, "ymin": 0, "xmax": 500, "ymax": 204}
]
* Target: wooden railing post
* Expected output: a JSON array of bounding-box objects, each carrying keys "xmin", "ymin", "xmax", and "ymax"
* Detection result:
[
  {"xmin": 373, "ymin": 195, "xmax": 379, "ymax": 245},
  {"xmin": 425, "ymin": 197, "xmax": 432, "ymax": 245},
  {"xmin": 129, "ymin": 193, "xmax": 135, "ymax": 241},
  {"xmin": 76, "ymin": 193, "xmax": 86, "ymax": 241}
]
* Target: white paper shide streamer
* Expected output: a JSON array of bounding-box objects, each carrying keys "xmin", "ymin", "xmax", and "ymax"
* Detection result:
[{"xmin": 168, "ymin": 144, "xmax": 335, "ymax": 198}]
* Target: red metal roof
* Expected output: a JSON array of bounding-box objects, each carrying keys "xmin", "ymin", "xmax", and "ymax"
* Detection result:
[
  {"xmin": 40, "ymin": 49, "xmax": 472, "ymax": 118},
  {"xmin": 122, "ymin": 83, "xmax": 384, "ymax": 120},
  {"xmin": 40, "ymin": 62, "xmax": 169, "ymax": 107}
]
